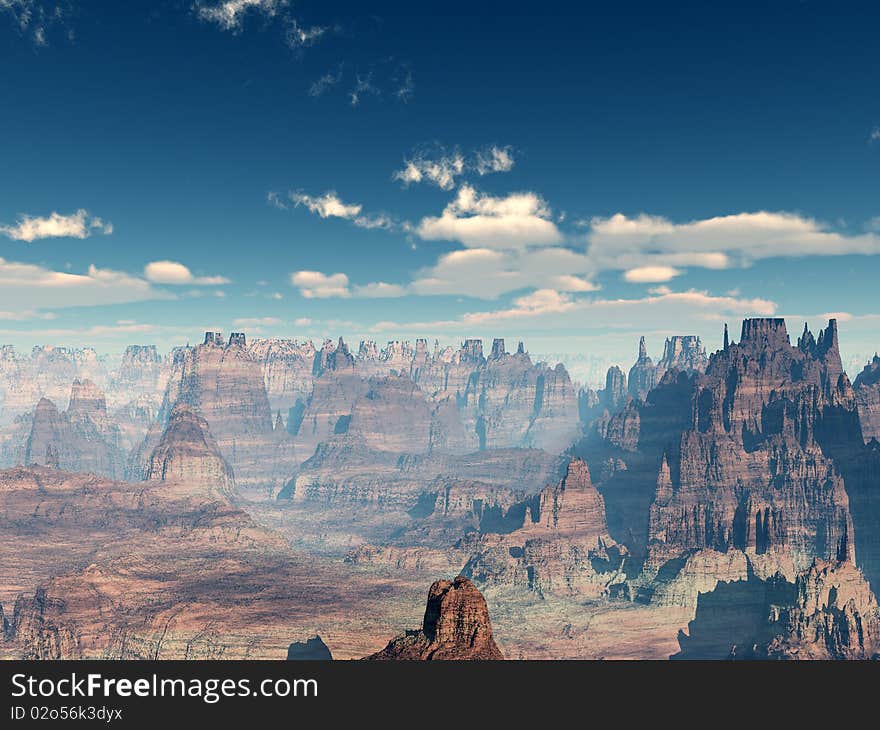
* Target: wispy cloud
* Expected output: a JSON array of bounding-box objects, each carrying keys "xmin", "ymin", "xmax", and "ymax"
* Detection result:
[
  {"xmin": 0, "ymin": 258, "xmax": 172, "ymax": 310},
  {"xmin": 870, "ymin": 127, "xmax": 880, "ymax": 143},
  {"xmin": 0, "ymin": 0, "xmax": 73, "ymax": 46},
  {"xmin": 272, "ymin": 190, "xmax": 397, "ymax": 230},
  {"xmin": 194, "ymin": 0, "xmax": 286, "ymax": 32},
  {"xmin": 393, "ymin": 145, "xmax": 516, "ymax": 190},
  {"xmin": 143, "ymin": 260, "xmax": 230, "ymax": 286},
  {"xmin": 310, "ymin": 65, "xmax": 344, "ymax": 97},
  {"xmin": 0, "ymin": 209, "xmax": 112, "ymax": 242},
  {"xmin": 349, "ymin": 72, "xmax": 379, "ymax": 106}
]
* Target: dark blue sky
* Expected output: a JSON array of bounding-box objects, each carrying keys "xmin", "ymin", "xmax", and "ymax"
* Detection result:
[{"xmin": 1, "ymin": 1, "xmax": 879, "ymax": 382}]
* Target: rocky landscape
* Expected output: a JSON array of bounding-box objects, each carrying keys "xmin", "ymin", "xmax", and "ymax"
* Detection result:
[{"xmin": 0, "ymin": 318, "xmax": 879, "ymax": 660}]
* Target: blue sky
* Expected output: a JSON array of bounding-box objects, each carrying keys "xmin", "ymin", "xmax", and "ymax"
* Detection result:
[{"xmin": 1, "ymin": 0, "xmax": 879, "ymax": 383}]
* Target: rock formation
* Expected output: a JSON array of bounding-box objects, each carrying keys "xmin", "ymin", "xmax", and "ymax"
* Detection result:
[
  {"xmin": 364, "ymin": 576, "xmax": 503, "ymax": 660},
  {"xmin": 854, "ymin": 354, "xmax": 880, "ymax": 443},
  {"xmin": 463, "ymin": 459, "xmax": 627, "ymax": 599},
  {"xmin": 146, "ymin": 403, "xmax": 235, "ymax": 497},
  {"xmin": 627, "ymin": 336, "xmax": 659, "ymax": 401},
  {"xmin": 287, "ymin": 635, "xmax": 333, "ymax": 660},
  {"xmin": 573, "ymin": 318, "xmax": 880, "ymax": 615},
  {"xmin": 24, "ymin": 380, "xmax": 124, "ymax": 478},
  {"xmin": 675, "ymin": 558, "xmax": 880, "ymax": 660},
  {"xmin": 150, "ymin": 333, "xmax": 295, "ymax": 489}
]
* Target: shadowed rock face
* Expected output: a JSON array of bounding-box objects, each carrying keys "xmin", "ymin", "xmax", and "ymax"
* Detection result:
[
  {"xmin": 570, "ymin": 318, "xmax": 880, "ymax": 617},
  {"xmin": 854, "ymin": 354, "xmax": 880, "ymax": 443},
  {"xmin": 24, "ymin": 380, "xmax": 124, "ymax": 479},
  {"xmin": 287, "ymin": 635, "xmax": 333, "ymax": 660},
  {"xmin": 674, "ymin": 558, "xmax": 880, "ymax": 660},
  {"xmin": 146, "ymin": 403, "xmax": 234, "ymax": 498},
  {"xmin": 463, "ymin": 459, "xmax": 627, "ymax": 600},
  {"xmin": 149, "ymin": 337, "xmax": 296, "ymax": 490},
  {"xmin": 365, "ymin": 576, "xmax": 503, "ymax": 660}
]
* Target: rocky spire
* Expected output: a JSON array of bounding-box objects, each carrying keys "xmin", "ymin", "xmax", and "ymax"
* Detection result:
[
  {"xmin": 364, "ymin": 576, "xmax": 504, "ymax": 660},
  {"xmin": 638, "ymin": 336, "xmax": 647, "ymax": 360},
  {"xmin": 723, "ymin": 323, "xmax": 729, "ymax": 351}
]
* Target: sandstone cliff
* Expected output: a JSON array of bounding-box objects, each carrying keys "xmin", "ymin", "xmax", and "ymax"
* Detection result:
[
  {"xmin": 463, "ymin": 459, "xmax": 627, "ymax": 600},
  {"xmin": 854, "ymin": 354, "xmax": 880, "ymax": 443},
  {"xmin": 146, "ymin": 403, "xmax": 235, "ymax": 498},
  {"xmin": 24, "ymin": 380, "xmax": 124, "ymax": 479},
  {"xmin": 364, "ymin": 576, "xmax": 503, "ymax": 660}
]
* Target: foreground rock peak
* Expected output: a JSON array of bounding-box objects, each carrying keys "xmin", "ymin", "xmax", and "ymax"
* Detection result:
[{"xmin": 365, "ymin": 576, "xmax": 503, "ymax": 660}]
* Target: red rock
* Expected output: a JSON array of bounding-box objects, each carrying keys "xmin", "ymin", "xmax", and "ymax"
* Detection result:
[{"xmin": 365, "ymin": 576, "xmax": 503, "ymax": 660}]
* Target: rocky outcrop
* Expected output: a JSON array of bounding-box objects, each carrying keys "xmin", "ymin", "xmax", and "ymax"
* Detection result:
[
  {"xmin": 0, "ymin": 346, "xmax": 108, "ymax": 424},
  {"xmin": 760, "ymin": 559, "xmax": 880, "ymax": 659},
  {"xmin": 854, "ymin": 354, "xmax": 880, "ymax": 443},
  {"xmin": 364, "ymin": 576, "xmax": 503, "ymax": 660},
  {"xmin": 284, "ymin": 437, "xmax": 565, "ymax": 510},
  {"xmin": 463, "ymin": 459, "xmax": 627, "ymax": 600},
  {"xmin": 24, "ymin": 380, "xmax": 124, "ymax": 478},
  {"xmin": 656, "ymin": 336, "xmax": 708, "ymax": 376},
  {"xmin": 574, "ymin": 318, "xmax": 874, "ymax": 611},
  {"xmin": 675, "ymin": 558, "xmax": 880, "ymax": 660},
  {"xmin": 287, "ymin": 635, "xmax": 333, "ymax": 660},
  {"xmin": 152, "ymin": 333, "xmax": 295, "ymax": 489},
  {"xmin": 627, "ymin": 337, "xmax": 658, "ymax": 401},
  {"xmin": 345, "ymin": 376, "xmax": 469, "ymax": 455},
  {"xmin": 146, "ymin": 403, "xmax": 235, "ymax": 497},
  {"xmin": 247, "ymin": 338, "xmax": 316, "ymax": 415}
]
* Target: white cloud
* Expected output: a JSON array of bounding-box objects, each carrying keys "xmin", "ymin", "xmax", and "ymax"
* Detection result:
[
  {"xmin": 291, "ymin": 270, "xmax": 350, "ymax": 299},
  {"xmin": 279, "ymin": 190, "xmax": 396, "ymax": 230},
  {"xmin": 623, "ymin": 265, "xmax": 682, "ymax": 283},
  {"xmin": 871, "ymin": 127, "xmax": 880, "ymax": 143},
  {"xmin": 393, "ymin": 150, "xmax": 466, "ymax": 190},
  {"xmin": 393, "ymin": 145, "xmax": 514, "ymax": 190},
  {"xmin": 285, "ymin": 19, "xmax": 326, "ymax": 48},
  {"xmin": 409, "ymin": 246, "xmax": 597, "ymax": 299},
  {"xmin": 294, "ymin": 317, "xmax": 312, "ymax": 327},
  {"xmin": 0, "ymin": 209, "xmax": 113, "ymax": 242},
  {"xmin": 195, "ymin": 0, "xmax": 286, "ymax": 31},
  {"xmin": 143, "ymin": 260, "xmax": 230, "ymax": 286},
  {"xmin": 587, "ymin": 211, "xmax": 880, "ymax": 270},
  {"xmin": 290, "ymin": 191, "xmax": 361, "ymax": 219},
  {"xmin": 369, "ymin": 289, "xmax": 777, "ymax": 344},
  {"xmin": 0, "ymin": 258, "xmax": 172, "ymax": 310},
  {"xmin": 416, "ymin": 184, "xmax": 562, "ymax": 249},
  {"xmin": 475, "ymin": 145, "xmax": 515, "ymax": 175}
]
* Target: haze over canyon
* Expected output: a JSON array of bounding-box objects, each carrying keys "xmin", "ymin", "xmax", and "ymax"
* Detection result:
[{"xmin": 0, "ymin": 316, "xmax": 878, "ymax": 660}]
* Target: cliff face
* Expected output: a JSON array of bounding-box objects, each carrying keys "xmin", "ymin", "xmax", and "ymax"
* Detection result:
[
  {"xmin": 572, "ymin": 318, "xmax": 879, "ymax": 613},
  {"xmin": 153, "ymin": 333, "xmax": 295, "ymax": 490},
  {"xmin": 854, "ymin": 354, "xmax": 880, "ymax": 443},
  {"xmin": 646, "ymin": 320, "xmax": 859, "ymax": 584},
  {"xmin": 364, "ymin": 576, "xmax": 503, "ymax": 660},
  {"xmin": 762, "ymin": 559, "xmax": 880, "ymax": 659},
  {"xmin": 463, "ymin": 459, "xmax": 627, "ymax": 600},
  {"xmin": 345, "ymin": 376, "xmax": 470, "ymax": 455},
  {"xmin": 628, "ymin": 337, "xmax": 658, "ymax": 401},
  {"xmin": 24, "ymin": 380, "xmax": 124, "ymax": 479},
  {"xmin": 146, "ymin": 403, "xmax": 235, "ymax": 498},
  {"xmin": 0, "ymin": 346, "xmax": 107, "ymax": 423},
  {"xmin": 675, "ymin": 558, "xmax": 880, "ymax": 660}
]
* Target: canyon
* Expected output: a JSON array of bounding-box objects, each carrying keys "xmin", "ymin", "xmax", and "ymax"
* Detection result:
[{"xmin": 0, "ymin": 318, "xmax": 878, "ymax": 660}]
